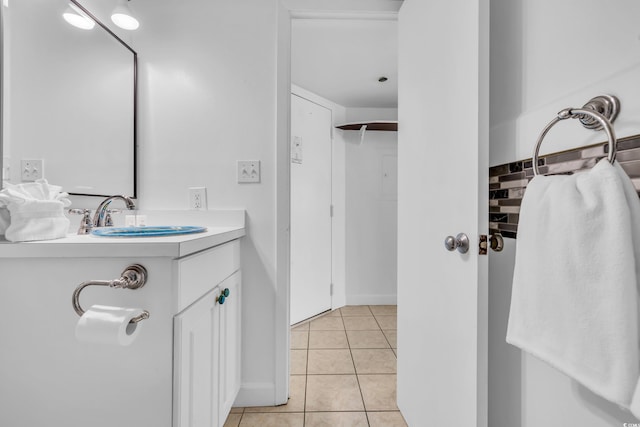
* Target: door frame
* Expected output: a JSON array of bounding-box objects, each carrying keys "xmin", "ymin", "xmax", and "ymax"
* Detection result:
[{"xmin": 275, "ymin": 0, "xmax": 402, "ymax": 405}]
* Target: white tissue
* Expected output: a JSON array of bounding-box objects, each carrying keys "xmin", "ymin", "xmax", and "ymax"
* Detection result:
[
  {"xmin": 0, "ymin": 179, "xmax": 71, "ymax": 241},
  {"xmin": 75, "ymin": 305, "xmax": 145, "ymax": 346}
]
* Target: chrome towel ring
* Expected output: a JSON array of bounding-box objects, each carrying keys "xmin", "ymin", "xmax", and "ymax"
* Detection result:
[
  {"xmin": 532, "ymin": 95, "xmax": 619, "ymax": 176},
  {"xmin": 72, "ymin": 264, "xmax": 150, "ymax": 324}
]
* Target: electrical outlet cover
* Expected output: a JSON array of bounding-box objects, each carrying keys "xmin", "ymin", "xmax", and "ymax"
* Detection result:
[
  {"xmin": 237, "ymin": 160, "xmax": 261, "ymax": 183},
  {"xmin": 189, "ymin": 187, "xmax": 207, "ymax": 210},
  {"xmin": 21, "ymin": 159, "xmax": 44, "ymax": 182}
]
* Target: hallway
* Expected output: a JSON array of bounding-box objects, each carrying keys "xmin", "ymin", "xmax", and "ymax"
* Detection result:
[{"xmin": 225, "ymin": 305, "xmax": 406, "ymax": 426}]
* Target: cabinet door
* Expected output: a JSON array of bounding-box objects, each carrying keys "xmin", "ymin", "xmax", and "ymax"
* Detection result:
[
  {"xmin": 174, "ymin": 287, "xmax": 221, "ymax": 427},
  {"xmin": 217, "ymin": 272, "xmax": 242, "ymax": 426}
]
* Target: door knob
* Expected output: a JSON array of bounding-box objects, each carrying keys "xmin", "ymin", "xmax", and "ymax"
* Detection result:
[{"xmin": 444, "ymin": 233, "xmax": 469, "ymax": 254}]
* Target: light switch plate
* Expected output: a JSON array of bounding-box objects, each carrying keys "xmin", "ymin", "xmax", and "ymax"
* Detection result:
[{"xmin": 237, "ymin": 160, "xmax": 261, "ymax": 183}]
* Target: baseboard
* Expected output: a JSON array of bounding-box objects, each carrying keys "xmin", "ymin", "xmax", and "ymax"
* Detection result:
[
  {"xmin": 233, "ymin": 382, "xmax": 277, "ymax": 407},
  {"xmin": 346, "ymin": 294, "xmax": 397, "ymax": 306}
]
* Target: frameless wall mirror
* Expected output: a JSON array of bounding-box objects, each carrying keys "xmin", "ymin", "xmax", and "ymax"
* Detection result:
[{"xmin": 1, "ymin": 0, "xmax": 137, "ymax": 197}]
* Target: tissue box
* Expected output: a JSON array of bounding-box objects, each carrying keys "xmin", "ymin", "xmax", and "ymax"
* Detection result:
[
  {"xmin": 0, "ymin": 207, "xmax": 9, "ymax": 235},
  {"xmin": 4, "ymin": 200, "xmax": 70, "ymax": 242}
]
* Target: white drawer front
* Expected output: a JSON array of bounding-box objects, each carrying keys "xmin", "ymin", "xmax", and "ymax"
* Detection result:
[{"xmin": 176, "ymin": 239, "xmax": 240, "ymax": 312}]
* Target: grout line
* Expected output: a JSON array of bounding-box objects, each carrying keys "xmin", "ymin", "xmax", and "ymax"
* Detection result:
[
  {"xmin": 344, "ymin": 317, "xmax": 371, "ymax": 426},
  {"xmin": 303, "ymin": 326, "xmax": 310, "ymax": 427},
  {"xmin": 381, "ymin": 329, "xmax": 394, "ymax": 352}
]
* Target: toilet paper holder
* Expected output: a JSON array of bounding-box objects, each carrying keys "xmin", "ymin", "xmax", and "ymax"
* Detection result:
[{"xmin": 72, "ymin": 264, "xmax": 150, "ymax": 324}]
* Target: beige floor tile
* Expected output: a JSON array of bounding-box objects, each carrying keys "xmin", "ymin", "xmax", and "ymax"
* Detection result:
[
  {"xmin": 352, "ymin": 349, "xmax": 396, "ymax": 374},
  {"xmin": 358, "ymin": 374, "xmax": 398, "ymax": 411},
  {"xmin": 375, "ymin": 315, "xmax": 397, "ymax": 330},
  {"xmin": 309, "ymin": 330, "xmax": 349, "ymax": 349},
  {"xmin": 343, "ymin": 316, "xmax": 380, "ymax": 331},
  {"xmin": 290, "ymin": 349, "xmax": 307, "ymax": 375},
  {"xmin": 306, "ymin": 375, "xmax": 364, "ymax": 412},
  {"xmin": 290, "ymin": 331, "xmax": 308, "ymax": 349},
  {"xmin": 383, "ymin": 330, "xmax": 397, "ymax": 348},
  {"xmin": 340, "ymin": 305, "xmax": 373, "ymax": 316},
  {"xmin": 308, "ymin": 349, "xmax": 355, "ymax": 374},
  {"xmin": 392, "ymin": 348, "xmax": 397, "ymax": 357},
  {"xmin": 305, "ymin": 411, "xmax": 369, "ymax": 427},
  {"xmin": 239, "ymin": 412, "xmax": 304, "ymax": 427},
  {"xmin": 224, "ymin": 413, "xmax": 242, "ymax": 427},
  {"xmin": 370, "ymin": 305, "xmax": 397, "ymax": 316},
  {"xmin": 230, "ymin": 407, "xmax": 244, "ymax": 414},
  {"xmin": 367, "ymin": 411, "xmax": 408, "ymax": 427},
  {"xmin": 310, "ymin": 316, "xmax": 345, "ymax": 331},
  {"xmin": 291, "ymin": 322, "xmax": 310, "ymax": 331},
  {"xmin": 245, "ymin": 375, "xmax": 306, "ymax": 413},
  {"xmin": 346, "ymin": 330, "xmax": 390, "ymax": 349},
  {"xmin": 324, "ymin": 309, "xmax": 342, "ymax": 317}
]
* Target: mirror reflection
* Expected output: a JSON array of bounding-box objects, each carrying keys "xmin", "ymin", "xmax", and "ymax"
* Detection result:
[{"xmin": 1, "ymin": 0, "xmax": 136, "ymax": 196}]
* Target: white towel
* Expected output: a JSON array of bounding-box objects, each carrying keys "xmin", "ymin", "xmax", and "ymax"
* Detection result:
[
  {"xmin": 0, "ymin": 179, "xmax": 71, "ymax": 242},
  {"xmin": 506, "ymin": 159, "xmax": 640, "ymax": 417}
]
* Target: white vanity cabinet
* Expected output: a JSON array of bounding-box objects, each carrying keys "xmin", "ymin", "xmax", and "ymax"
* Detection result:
[
  {"xmin": 174, "ymin": 242, "xmax": 242, "ymax": 427},
  {"xmin": 174, "ymin": 272, "xmax": 241, "ymax": 427},
  {"xmin": 0, "ymin": 223, "xmax": 244, "ymax": 427}
]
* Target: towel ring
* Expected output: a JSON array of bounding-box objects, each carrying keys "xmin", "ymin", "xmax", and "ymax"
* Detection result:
[
  {"xmin": 72, "ymin": 264, "xmax": 150, "ymax": 324},
  {"xmin": 533, "ymin": 105, "xmax": 618, "ymax": 176}
]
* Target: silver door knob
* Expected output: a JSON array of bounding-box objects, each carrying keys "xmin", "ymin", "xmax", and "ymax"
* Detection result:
[{"xmin": 444, "ymin": 233, "xmax": 469, "ymax": 254}]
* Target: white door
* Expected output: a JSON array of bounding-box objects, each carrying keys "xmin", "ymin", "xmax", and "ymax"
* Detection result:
[
  {"xmin": 290, "ymin": 93, "xmax": 332, "ymax": 324},
  {"xmin": 218, "ymin": 272, "xmax": 242, "ymax": 426},
  {"xmin": 174, "ymin": 287, "xmax": 220, "ymax": 427},
  {"xmin": 397, "ymin": 0, "xmax": 489, "ymax": 426}
]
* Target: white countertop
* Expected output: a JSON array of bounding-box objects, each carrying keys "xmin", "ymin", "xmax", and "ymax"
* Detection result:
[{"xmin": 0, "ymin": 210, "xmax": 246, "ymax": 259}]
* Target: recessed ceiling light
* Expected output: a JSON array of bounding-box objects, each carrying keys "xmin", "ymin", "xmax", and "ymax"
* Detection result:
[{"xmin": 378, "ymin": 76, "xmax": 388, "ymax": 83}]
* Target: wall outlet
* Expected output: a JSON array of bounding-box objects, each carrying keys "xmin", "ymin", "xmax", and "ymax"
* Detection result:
[
  {"xmin": 21, "ymin": 159, "xmax": 44, "ymax": 182},
  {"xmin": 237, "ymin": 160, "xmax": 261, "ymax": 183},
  {"xmin": 189, "ymin": 187, "xmax": 207, "ymax": 210}
]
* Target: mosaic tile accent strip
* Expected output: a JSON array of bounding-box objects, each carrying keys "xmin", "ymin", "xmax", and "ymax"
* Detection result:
[{"xmin": 489, "ymin": 133, "xmax": 640, "ymax": 239}]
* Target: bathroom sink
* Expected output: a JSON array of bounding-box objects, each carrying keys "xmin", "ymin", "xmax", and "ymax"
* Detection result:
[{"xmin": 91, "ymin": 225, "xmax": 208, "ymax": 237}]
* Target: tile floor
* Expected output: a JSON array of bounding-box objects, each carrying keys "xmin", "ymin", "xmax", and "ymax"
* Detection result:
[{"xmin": 224, "ymin": 305, "xmax": 407, "ymax": 427}]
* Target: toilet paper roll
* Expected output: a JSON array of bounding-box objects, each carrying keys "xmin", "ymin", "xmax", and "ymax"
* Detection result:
[{"xmin": 75, "ymin": 305, "xmax": 145, "ymax": 346}]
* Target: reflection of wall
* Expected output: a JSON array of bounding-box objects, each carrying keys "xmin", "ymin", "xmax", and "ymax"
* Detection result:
[
  {"xmin": 6, "ymin": 0, "xmax": 133, "ymax": 195},
  {"xmin": 489, "ymin": 0, "xmax": 640, "ymax": 425},
  {"xmin": 344, "ymin": 108, "xmax": 398, "ymax": 304},
  {"xmin": 2, "ymin": 2, "xmax": 11, "ymax": 186}
]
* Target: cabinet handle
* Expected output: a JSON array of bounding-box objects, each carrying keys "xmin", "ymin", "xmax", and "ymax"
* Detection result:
[{"xmin": 216, "ymin": 288, "xmax": 230, "ymax": 305}]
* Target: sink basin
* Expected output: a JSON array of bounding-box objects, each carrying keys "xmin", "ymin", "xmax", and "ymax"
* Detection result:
[{"xmin": 91, "ymin": 225, "xmax": 208, "ymax": 237}]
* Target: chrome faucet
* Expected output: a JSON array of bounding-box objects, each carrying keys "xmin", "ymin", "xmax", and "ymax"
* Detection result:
[{"xmin": 93, "ymin": 195, "xmax": 136, "ymax": 227}]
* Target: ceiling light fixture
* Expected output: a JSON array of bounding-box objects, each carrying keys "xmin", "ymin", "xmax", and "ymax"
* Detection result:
[
  {"xmin": 62, "ymin": 2, "xmax": 95, "ymax": 30},
  {"xmin": 111, "ymin": 0, "xmax": 139, "ymax": 31}
]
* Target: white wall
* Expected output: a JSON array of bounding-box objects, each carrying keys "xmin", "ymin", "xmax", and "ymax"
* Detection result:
[
  {"xmin": 344, "ymin": 108, "xmax": 398, "ymax": 305},
  {"xmin": 126, "ymin": 0, "xmax": 280, "ymax": 406},
  {"xmin": 489, "ymin": 0, "xmax": 640, "ymax": 425}
]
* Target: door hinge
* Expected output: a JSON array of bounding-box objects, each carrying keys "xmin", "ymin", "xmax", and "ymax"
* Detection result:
[
  {"xmin": 330, "ymin": 204, "xmax": 334, "ymax": 217},
  {"xmin": 330, "ymin": 283, "xmax": 334, "ymax": 296}
]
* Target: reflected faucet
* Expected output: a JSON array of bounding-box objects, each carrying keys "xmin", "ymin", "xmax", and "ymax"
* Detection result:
[{"xmin": 93, "ymin": 195, "xmax": 136, "ymax": 227}]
